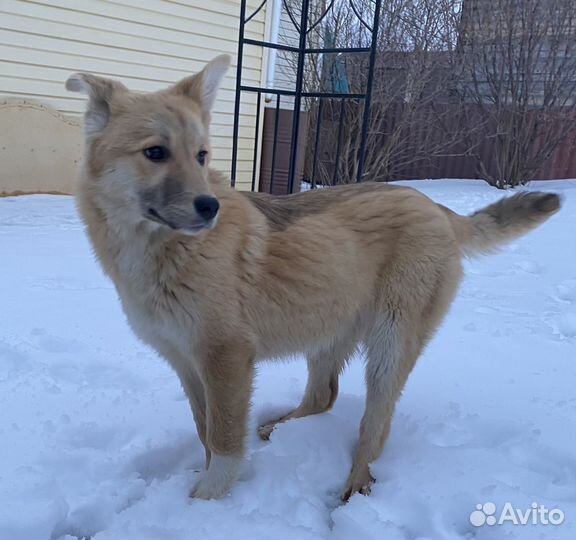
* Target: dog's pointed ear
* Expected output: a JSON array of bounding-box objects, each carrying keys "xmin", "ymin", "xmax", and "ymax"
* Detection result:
[
  {"xmin": 66, "ymin": 73, "xmax": 127, "ymax": 136},
  {"xmin": 171, "ymin": 54, "xmax": 231, "ymax": 113}
]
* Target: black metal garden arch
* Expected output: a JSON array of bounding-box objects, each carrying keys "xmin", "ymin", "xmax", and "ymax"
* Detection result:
[{"xmin": 230, "ymin": 0, "xmax": 382, "ymax": 194}]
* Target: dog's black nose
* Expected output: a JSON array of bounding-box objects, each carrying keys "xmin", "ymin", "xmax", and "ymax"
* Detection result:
[{"xmin": 194, "ymin": 196, "xmax": 220, "ymax": 221}]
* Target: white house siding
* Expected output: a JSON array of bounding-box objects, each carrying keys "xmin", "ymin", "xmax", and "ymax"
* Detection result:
[
  {"xmin": 267, "ymin": 0, "xmax": 324, "ymax": 111},
  {"xmin": 0, "ymin": 0, "xmax": 268, "ymax": 193},
  {"xmin": 270, "ymin": 0, "xmax": 300, "ymax": 111}
]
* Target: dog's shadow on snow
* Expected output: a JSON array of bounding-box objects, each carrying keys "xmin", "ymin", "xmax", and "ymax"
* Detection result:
[{"xmin": 126, "ymin": 433, "xmax": 204, "ymax": 482}]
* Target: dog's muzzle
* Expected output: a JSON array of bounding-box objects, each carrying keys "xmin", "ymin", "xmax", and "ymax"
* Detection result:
[{"xmin": 144, "ymin": 200, "xmax": 219, "ymax": 235}]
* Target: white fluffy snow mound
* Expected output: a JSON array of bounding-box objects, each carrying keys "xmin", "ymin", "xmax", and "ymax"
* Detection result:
[{"xmin": 0, "ymin": 180, "xmax": 575, "ymax": 540}]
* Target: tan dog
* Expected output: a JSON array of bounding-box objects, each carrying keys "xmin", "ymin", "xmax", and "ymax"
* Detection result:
[{"xmin": 66, "ymin": 55, "xmax": 561, "ymax": 501}]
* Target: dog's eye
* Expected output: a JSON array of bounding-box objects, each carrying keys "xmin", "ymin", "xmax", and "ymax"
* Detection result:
[
  {"xmin": 197, "ymin": 150, "xmax": 208, "ymax": 166},
  {"xmin": 143, "ymin": 146, "xmax": 170, "ymax": 162}
]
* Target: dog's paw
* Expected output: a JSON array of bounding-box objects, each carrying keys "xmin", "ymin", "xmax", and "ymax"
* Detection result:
[
  {"xmin": 190, "ymin": 474, "xmax": 230, "ymax": 500},
  {"xmin": 189, "ymin": 454, "xmax": 242, "ymax": 500},
  {"xmin": 257, "ymin": 422, "xmax": 275, "ymax": 441},
  {"xmin": 341, "ymin": 467, "xmax": 375, "ymax": 502}
]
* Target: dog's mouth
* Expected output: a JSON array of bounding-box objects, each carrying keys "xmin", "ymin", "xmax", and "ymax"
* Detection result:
[{"xmin": 145, "ymin": 207, "xmax": 214, "ymax": 235}]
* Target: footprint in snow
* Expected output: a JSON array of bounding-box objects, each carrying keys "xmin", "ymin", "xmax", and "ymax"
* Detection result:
[
  {"xmin": 554, "ymin": 279, "xmax": 576, "ymax": 303},
  {"xmin": 30, "ymin": 328, "xmax": 83, "ymax": 354},
  {"xmin": 423, "ymin": 404, "xmax": 533, "ymax": 451},
  {"xmin": 0, "ymin": 339, "xmax": 31, "ymax": 377},
  {"xmin": 555, "ymin": 312, "xmax": 576, "ymax": 338},
  {"xmin": 514, "ymin": 260, "xmax": 544, "ymax": 275},
  {"xmin": 126, "ymin": 435, "xmax": 201, "ymax": 483},
  {"xmin": 502, "ymin": 442, "xmax": 576, "ymax": 501}
]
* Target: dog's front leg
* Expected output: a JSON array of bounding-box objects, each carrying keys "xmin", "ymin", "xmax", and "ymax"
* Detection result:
[
  {"xmin": 190, "ymin": 340, "xmax": 255, "ymax": 500},
  {"xmin": 177, "ymin": 366, "xmax": 211, "ymax": 468}
]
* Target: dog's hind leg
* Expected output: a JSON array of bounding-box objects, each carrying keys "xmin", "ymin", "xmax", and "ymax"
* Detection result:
[
  {"xmin": 342, "ymin": 261, "xmax": 462, "ymax": 501},
  {"xmin": 341, "ymin": 313, "xmax": 420, "ymax": 501},
  {"xmin": 258, "ymin": 335, "xmax": 357, "ymax": 440}
]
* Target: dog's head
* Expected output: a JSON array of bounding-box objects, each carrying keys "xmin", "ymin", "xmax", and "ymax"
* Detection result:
[{"xmin": 66, "ymin": 55, "xmax": 230, "ymax": 235}]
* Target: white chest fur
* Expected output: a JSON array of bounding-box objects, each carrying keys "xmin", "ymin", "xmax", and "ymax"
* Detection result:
[{"xmin": 109, "ymin": 233, "xmax": 197, "ymax": 361}]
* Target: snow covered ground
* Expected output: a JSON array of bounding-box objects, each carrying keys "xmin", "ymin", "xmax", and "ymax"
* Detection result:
[{"xmin": 1, "ymin": 179, "xmax": 575, "ymax": 540}]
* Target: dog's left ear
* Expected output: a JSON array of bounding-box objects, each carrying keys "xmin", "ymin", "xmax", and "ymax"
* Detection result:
[{"xmin": 171, "ymin": 54, "xmax": 231, "ymax": 113}]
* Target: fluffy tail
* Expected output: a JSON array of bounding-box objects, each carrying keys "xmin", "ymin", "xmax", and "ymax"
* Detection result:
[{"xmin": 442, "ymin": 192, "xmax": 561, "ymax": 256}]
